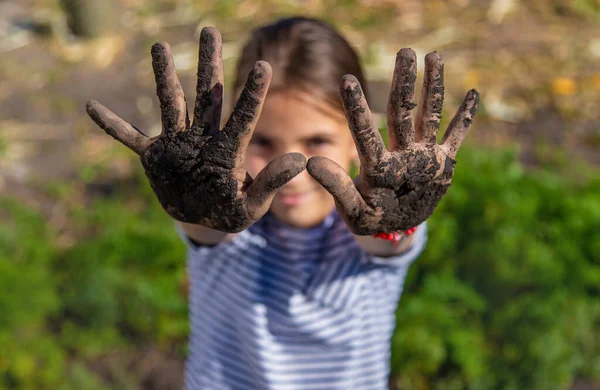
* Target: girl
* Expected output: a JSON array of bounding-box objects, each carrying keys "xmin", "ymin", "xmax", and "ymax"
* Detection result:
[{"xmin": 86, "ymin": 16, "xmax": 479, "ymax": 390}]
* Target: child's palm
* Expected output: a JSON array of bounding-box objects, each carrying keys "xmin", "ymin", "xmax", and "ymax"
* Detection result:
[
  {"xmin": 86, "ymin": 28, "xmax": 306, "ymax": 233},
  {"xmin": 307, "ymin": 50, "xmax": 479, "ymax": 235}
]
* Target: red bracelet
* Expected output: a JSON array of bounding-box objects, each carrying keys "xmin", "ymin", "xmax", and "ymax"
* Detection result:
[{"xmin": 373, "ymin": 227, "xmax": 417, "ymax": 246}]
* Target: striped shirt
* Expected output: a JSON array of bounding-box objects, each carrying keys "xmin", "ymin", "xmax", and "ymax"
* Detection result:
[{"xmin": 181, "ymin": 210, "xmax": 427, "ymax": 390}]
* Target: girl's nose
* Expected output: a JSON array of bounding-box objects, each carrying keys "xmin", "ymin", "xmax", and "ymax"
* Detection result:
[
  {"xmin": 278, "ymin": 146, "xmax": 312, "ymax": 188},
  {"xmin": 285, "ymin": 167, "xmax": 311, "ymax": 188}
]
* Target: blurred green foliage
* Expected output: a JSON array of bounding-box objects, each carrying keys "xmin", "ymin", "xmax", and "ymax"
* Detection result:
[
  {"xmin": 1, "ymin": 146, "xmax": 599, "ymax": 389},
  {"xmin": 392, "ymin": 147, "xmax": 600, "ymax": 390},
  {"xmin": 0, "ymin": 177, "xmax": 188, "ymax": 388},
  {"xmin": 562, "ymin": 0, "xmax": 600, "ymax": 20}
]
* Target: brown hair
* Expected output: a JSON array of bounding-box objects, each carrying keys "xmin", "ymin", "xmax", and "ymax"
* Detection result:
[{"xmin": 233, "ymin": 16, "xmax": 368, "ymax": 113}]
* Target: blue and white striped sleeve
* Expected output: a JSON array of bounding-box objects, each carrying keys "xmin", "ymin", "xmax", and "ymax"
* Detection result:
[{"xmin": 302, "ymin": 223, "xmax": 427, "ymax": 312}]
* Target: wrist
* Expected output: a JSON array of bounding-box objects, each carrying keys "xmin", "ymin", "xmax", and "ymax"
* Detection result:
[
  {"xmin": 372, "ymin": 226, "xmax": 417, "ymax": 247},
  {"xmin": 177, "ymin": 221, "xmax": 231, "ymax": 246},
  {"xmin": 354, "ymin": 227, "xmax": 418, "ymax": 257}
]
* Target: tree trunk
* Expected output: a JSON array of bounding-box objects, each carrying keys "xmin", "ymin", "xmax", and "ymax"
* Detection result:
[{"xmin": 60, "ymin": 0, "xmax": 116, "ymax": 38}]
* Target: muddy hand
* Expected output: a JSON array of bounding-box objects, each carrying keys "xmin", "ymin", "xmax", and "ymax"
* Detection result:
[
  {"xmin": 307, "ymin": 49, "xmax": 479, "ymax": 235},
  {"xmin": 86, "ymin": 27, "xmax": 306, "ymax": 232}
]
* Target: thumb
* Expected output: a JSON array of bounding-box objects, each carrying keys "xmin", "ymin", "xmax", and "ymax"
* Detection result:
[
  {"xmin": 306, "ymin": 156, "xmax": 367, "ymax": 226},
  {"xmin": 245, "ymin": 153, "xmax": 307, "ymax": 220}
]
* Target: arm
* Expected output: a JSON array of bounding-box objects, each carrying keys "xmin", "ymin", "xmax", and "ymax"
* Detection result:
[
  {"xmin": 86, "ymin": 28, "xmax": 306, "ymax": 244},
  {"xmin": 307, "ymin": 49, "xmax": 479, "ymax": 250},
  {"xmin": 353, "ymin": 233, "xmax": 415, "ymax": 257},
  {"xmin": 177, "ymin": 222, "xmax": 231, "ymax": 246}
]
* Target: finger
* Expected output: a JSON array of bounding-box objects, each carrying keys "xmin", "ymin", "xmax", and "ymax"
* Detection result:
[
  {"xmin": 222, "ymin": 61, "xmax": 272, "ymax": 161},
  {"xmin": 245, "ymin": 153, "xmax": 307, "ymax": 219},
  {"xmin": 340, "ymin": 75, "xmax": 388, "ymax": 176},
  {"xmin": 415, "ymin": 52, "xmax": 444, "ymax": 145},
  {"xmin": 86, "ymin": 100, "xmax": 150, "ymax": 155},
  {"xmin": 441, "ymin": 89, "xmax": 480, "ymax": 158},
  {"xmin": 387, "ymin": 48, "xmax": 417, "ymax": 150},
  {"xmin": 306, "ymin": 156, "xmax": 368, "ymax": 221},
  {"xmin": 151, "ymin": 41, "xmax": 187, "ymax": 134},
  {"xmin": 193, "ymin": 27, "xmax": 224, "ymax": 136}
]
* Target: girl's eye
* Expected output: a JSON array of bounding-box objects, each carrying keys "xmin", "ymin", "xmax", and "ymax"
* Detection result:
[
  {"xmin": 307, "ymin": 137, "xmax": 331, "ymax": 148},
  {"xmin": 250, "ymin": 135, "xmax": 272, "ymax": 148}
]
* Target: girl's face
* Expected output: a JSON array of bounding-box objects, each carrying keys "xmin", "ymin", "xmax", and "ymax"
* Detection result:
[{"xmin": 245, "ymin": 89, "xmax": 358, "ymax": 228}]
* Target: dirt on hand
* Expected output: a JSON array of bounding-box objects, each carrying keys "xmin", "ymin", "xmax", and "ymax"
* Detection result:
[
  {"xmin": 307, "ymin": 49, "xmax": 480, "ymax": 235},
  {"xmin": 86, "ymin": 27, "xmax": 307, "ymax": 233}
]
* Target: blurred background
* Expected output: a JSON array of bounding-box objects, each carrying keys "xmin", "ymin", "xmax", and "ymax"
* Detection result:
[{"xmin": 1, "ymin": 0, "xmax": 600, "ymax": 389}]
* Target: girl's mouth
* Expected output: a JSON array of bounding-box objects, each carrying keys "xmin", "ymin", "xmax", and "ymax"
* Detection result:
[{"xmin": 277, "ymin": 191, "xmax": 312, "ymax": 207}]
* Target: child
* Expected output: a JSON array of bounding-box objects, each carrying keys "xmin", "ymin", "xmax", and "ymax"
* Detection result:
[{"xmin": 86, "ymin": 16, "xmax": 479, "ymax": 390}]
